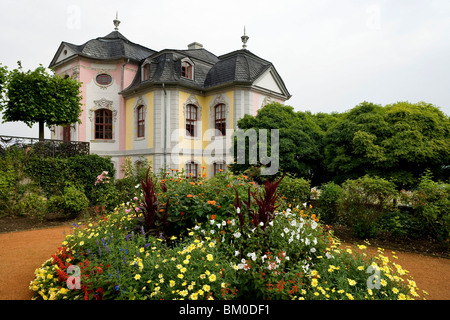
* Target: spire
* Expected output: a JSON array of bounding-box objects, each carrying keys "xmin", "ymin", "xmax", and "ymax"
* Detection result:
[
  {"xmin": 241, "ymin": 26, "xmax": 249, "ymax": 49},
  {"xmin": 113, "ymin": 11, "xmax": 120, "ymax": 31}
]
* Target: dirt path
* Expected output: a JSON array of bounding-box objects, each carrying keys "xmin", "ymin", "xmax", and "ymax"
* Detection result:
[{"xmin": 0, "ymin": 226, "xmax": 449, "ymax": 300}]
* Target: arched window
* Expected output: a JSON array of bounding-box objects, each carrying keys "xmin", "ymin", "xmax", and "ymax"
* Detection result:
[
  {"xmin": 214, "ymin": 103, "xmax": 226, "ymax": 136},
  {"xmin": 142, "ymin": 64, "xmax": 150, "ymax": 81},
  {"xmin": 181, "ymin": 61, "xmax": 193, "ymax": 79},
  {"xmin": 185, "ymin": 104, "xmax": 197, "ymax": 137},
  {"xmin": 185, "ymin": 161, "xmax": 198, "ymax": 178},
  {"xmin": 95, "ymin": 109, "xmax": 113, "ymax": 139},
  {"xmin": 137, "ymin": 105, "xmax": 145, "ymax": 138},
  {"xmin": 213, "ymin": 161, "xmax": 226, "ymax": 176}
]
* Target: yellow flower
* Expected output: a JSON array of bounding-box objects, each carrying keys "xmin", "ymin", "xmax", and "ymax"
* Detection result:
[
  {"xmin": 311, "ymin": 279, "xmax": 318, "ymax": 287},
  {"xmin": 208, "ymin": 242, "xmax": 215, "ymax": 248},
  {"xmin": 346, "ymin": 293, "xmax": 354, "ymax": 300},
  {"xmin": 203, "ymin": 284, "xmax": 210, "ymax": 291},
  {"xmin": 347, "ymin": 279, "xmax": 356, "ymax": 286},
  {"xmin": 209, "ymin": 274, "xmax": 217, "ymax": 282},
  {"xmin": 392, "ymin": 287, "xmax": 399, "ymax": 294},
  {"xmin": 181, "ymin": 267, "xmax": 187, "ymax": 273},
  {"xmin": 177, "ymin": 274, "xmax": 184, "ymax": 279},
  {"xmin": 357, "ymin": 266, "xmax": 365, "ymax": 271},
  {"xmin": 79, "ymin": 241, "xmax": 84, "ymax": 246},
  {"xmin": 134, "ymin": 274, "xmax": 141, "ymax": 280},
  {"xmin": 206, "ymin": 254, "xmax": 214, "ymax": 261},
  {"xmin": 169, "ymin": 280, "xmax": 175, "ymax": 287}
]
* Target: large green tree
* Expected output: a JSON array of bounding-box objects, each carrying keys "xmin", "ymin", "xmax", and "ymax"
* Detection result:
[
  {"xmin": 324, "ymin": 101, "xmax": 450, "ymax": 188},
  {"xmin": 231, "ymin": 102, "xmax": 327, "ymax": 185},
  {"xmin": 0, "ymin": 62, "xmax": 82, "ymax": 140}
]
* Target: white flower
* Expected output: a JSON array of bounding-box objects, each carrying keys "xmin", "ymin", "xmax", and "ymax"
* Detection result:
[
  {"xmin": 237, "ymin": 264, "xmax": 245, "ymax": 269},
  {"xmin": 135, "ymin": 184, "xmax": 140, "ymax": 189},
  {"xmin": 247, "ymin": 252, "xmax": 257, "ymax": 261},
  {"xmin": 236, "ymin": 207, "xmax": 241, "ymax": 214},
  {"xmin": 216, "ymin": 223, "xmax": 222, "ymax": 229},
  {"xmin": 235, "ymin": 250, "xmax": 240, "ymax": 256},
  {"xmin": 291, "ymin": 220, "xmax": 297, "ymax": 227},
  {"xmin": 325, "ymin": 252, "xmax": 333, "ymax": 259},
  {"xmin": 305, "ymin": 238, "xmax": 310, "ymax": 245},
  {"xmin": 303, "ymin": 202, "xmax": 307, "ymax": 208},
  {"xmin": 222, "ymin": 221, "xmax": 227, "ymax": 226},
  {"xmin": 261, "ymin": 254, "xmax": 267, "ymax": 262},
  {"xmin": 311, "ymin": 221, "xmax": 318, "ymax": 229},
  {"xmin": 230, "ymin": 219, "xmax": 236, "ymax": 226},
  {"xmin": 210, "ymin": 230, "xmax": 215, "ymax": 234},
  {"xmin": 313, "ymin": 238, "xmax": 317, "ymax": 245},
  {"xmin": 193, "ymin": 225, "xmax": 200, "ymax": 230},
  {"xmin": 283, "ymin": 227, "xmax": 289, "ymax": 234},
  {"xmin": 233, "ymin": 232, "xmax": 241, "ymax": 238},
  {"xmin": 310, "ymin": 247, "xmax": 316, "ymax": 253},
  {"xmin": 259, "ymin": 222, "xmax": 264, "ymax": 227},
  {"xmin": 269, "ymin": 221, "xmax": 274, "ymax": 227},
  {"xmin": 288, "ymin": 237, "xmax": 293, "ymax": 244}
]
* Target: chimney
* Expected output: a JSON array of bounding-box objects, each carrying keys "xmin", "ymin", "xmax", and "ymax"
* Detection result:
[{"xmin": 188, "ymin": 42, "xmax": 203, "ymax": 50}]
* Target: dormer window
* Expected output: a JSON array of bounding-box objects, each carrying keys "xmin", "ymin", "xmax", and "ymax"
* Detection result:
[
  {"xmin": 142, "ymin": 63, "xmax": 150, "ymax": 81},
  {"xmin": 181, "ymin": 61, "xmax": 193, "ymax": 80}
]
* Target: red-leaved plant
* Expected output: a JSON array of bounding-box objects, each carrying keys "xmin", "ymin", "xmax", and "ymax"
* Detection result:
[
  {"xmin": 234, "ymin": 173, "xmax": 285, "ymax": 231},
  {"xmin": 138, "ymin": 166, "xmax": 170, "ymax": 237}
]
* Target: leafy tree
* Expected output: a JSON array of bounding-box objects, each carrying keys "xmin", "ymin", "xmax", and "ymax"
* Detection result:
[
  {"xmin": 0, "ymin": 62, "xmax": 82, "ymax": 140},
  {"xmin": 324, "ymin": 101, "xmax": 449, "ymax": 188},
  {"xmin": 230, "ymin": 102, "xmax": 326, "ymax": 185}
]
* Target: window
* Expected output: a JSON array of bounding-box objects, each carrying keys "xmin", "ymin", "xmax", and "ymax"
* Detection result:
[
  {"xmin": 185, "ymin": 104, "xmax": 197, "ymax": 137},
  {"xmin": 95, "ymin": 109, "xmax": 113, "ymax": 139},
  {"xmin": 181, "ymin": 61, "xmax": 193, "ymax": 79},
  {"xmin": 185, "ymin": 161, "xmax": 198, "ymax": 178},
  {"xmin": 213, "ymin": 161, "xmax": 226, "ymax": 176},
  {"xmin": 137, "ymin": 105, "xmax": 145, "ymax": 137},
  {"xmin": 214, "ymin": 104, "xmax": 226, "ymax": 136},
  {"xmin": 143, "ymin": 64, "xmax": 150, "ymax": 81},
  {"xmin": 96, "ymin": 74, "xmax": 112, "ymax": 85}
]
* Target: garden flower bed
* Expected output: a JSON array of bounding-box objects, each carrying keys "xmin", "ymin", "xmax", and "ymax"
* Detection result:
[{"xmin": 29, "ymin": 170, "xmax": 424, "ymax": 300}]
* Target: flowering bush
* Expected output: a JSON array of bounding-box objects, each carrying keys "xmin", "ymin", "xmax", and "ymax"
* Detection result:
[{"xmin": 30, "ymin": 169, "xmax": 424, "ymax": 300}]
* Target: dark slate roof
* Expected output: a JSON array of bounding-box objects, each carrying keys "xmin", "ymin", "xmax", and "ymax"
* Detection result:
[
  {"xmin": 204, "ymin": 49, "xmax": 272, "ymax": 88},
  {"xmin": 122, "ymin": 48, "xmax": 291, "ymax": 99},
  {"xmin": 49, "ymin": 31, "xmax": 156, "ymax": 68}
]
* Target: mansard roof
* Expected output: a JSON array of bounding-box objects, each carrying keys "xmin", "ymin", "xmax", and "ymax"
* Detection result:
[
  {"xmin": 122, "ymin": 48, "xmax": 291, "ymax": 99},
  {"xmin": 49, "ymin": 31, "xmax": 156, "ymax": 68}
]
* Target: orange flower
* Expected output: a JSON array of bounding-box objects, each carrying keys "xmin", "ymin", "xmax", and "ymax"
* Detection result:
[
  {"xmin": 207, "ymin": 200, "xmax": 217, "ymax": 205},
  {"xmin": 190, "ymin": 182, "xmax": 195, "ymax": 185},
  {"xmin": 211, "ymin": 214, "xmax": 216, "ymax": 220},
  {"xmin": 226, "ymin": 185, "xmax": 232, "ymax": 188},
  {"xmin": 242, "ymin": 175, "xmax": 248, "ymax": 179},
  {"xmin": 187, "ymin": 194, "xmax": 193, "ymax": 198}
]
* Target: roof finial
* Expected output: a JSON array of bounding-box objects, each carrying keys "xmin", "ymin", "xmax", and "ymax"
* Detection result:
[
  {"xmin": 241, "ymin": 26, "xmax": 249, "ymax": 49},
  {"xmin": 113, "ymin": 11, "xmax": 120, "ymax": 31}
]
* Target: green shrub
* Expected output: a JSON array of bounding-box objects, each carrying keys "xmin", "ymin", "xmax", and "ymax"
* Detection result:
[
  {"xmin": 0, "ymin": 146, "xmax": 38, "ymax": 216},
  {"xmin": 26, "ymin": 154, "xmax": 115, "ymax": 204},
  {"xmin": 277, "ymin": 174, "xmax": 311, "ymax": 207},
  {"xmin": 338, "ymin": 175, "xmax": 397, "ymax": 238},
  {"xmin": 407, "ymin": 173, "xmax": 449, "ymax": 243},
  {"xmin": 48, "ymin": 185, "xmax": 88, "ymax": 217},
  {"xmin": 317, "ymin": 182, "xmax": 343, "ymax": 225}
]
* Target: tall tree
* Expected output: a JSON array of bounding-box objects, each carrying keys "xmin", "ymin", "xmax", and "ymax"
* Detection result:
[
  {"xmin": 231, "ymin": 102, "xmax": 326, "ymax": 185},
  {"xmin": 0, "ymin": 62, "xmax": 82, "ymax": 140},
  {"xmin": 324, "ymin": 101, "xmax": 449, "ymax": 188}
]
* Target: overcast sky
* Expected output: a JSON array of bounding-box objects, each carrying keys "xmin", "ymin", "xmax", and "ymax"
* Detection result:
[{"xmin": 1, "ymin": 0, "xmax": 449, "ymax": 139}]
